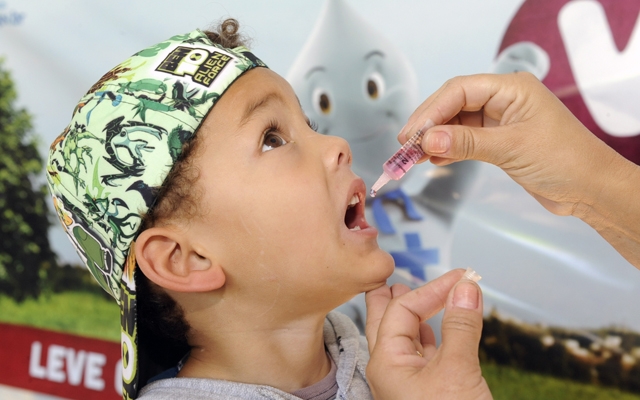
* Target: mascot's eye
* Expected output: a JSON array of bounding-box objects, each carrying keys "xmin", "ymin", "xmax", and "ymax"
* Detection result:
[
  {"xmin": 312, "ymin": 88, "xmax": 332, "ymax": 115},
  {"xmin": 365, "ymin": 72, "xmax": 385, "ymax": 100},
  {"xmin": 367, "ymin": 80, "xmax": 378, "ymax": 98},
  {"xmin": 319, "ymin": 94, "xmax": 331, "ymax": 113}
]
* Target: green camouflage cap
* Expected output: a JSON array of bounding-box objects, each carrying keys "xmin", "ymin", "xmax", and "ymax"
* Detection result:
[{"xmin": 45, "ymin": 29, "xmax": 266, "ymax": 399}]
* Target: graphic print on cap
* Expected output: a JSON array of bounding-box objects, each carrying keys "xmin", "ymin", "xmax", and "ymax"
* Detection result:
[{"xmin": 46, "ymin": 29, "xmax": 266, "ymax": 399}]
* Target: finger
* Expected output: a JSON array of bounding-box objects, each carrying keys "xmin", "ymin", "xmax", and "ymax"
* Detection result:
[
  {"xmin": 439, "ymin": 279, "xmax": 484, "ymax": 364},
  {"xmin": 365, "ymin": 284, "xmax": 392, "ymax": 351},
  {"xmin": 399, "ymin": 74, "xmax": 502, "ymax": 143},
  {"xmin": 390, "ymin": 283, "xmax": 411, "ymax": 298},
  {"xmin": 413, "ymin": 337, "xmax": 423, "ymax": 357},
  {"xmin": 421, "ymin": 124, "xmax": 513, "ymax": 165},
  {"xmin": 393, "ymin": 284, "xmax": 426, "ymax": 355},
  {"xmin": 421, "ymin": 74, "xmax": 507, "ymax": 125},
  {"xmin": 422, "ymin": 343, "xmax": 437, "ymax": 361},
  {"xmin": 398, "ymin": 83, "xmax": 449, "ymax": 142},
  {"xmin": 368, "ymin": 284, "xmax": 432, "ymax": 354},
  {"xmin": 429, "ymin": 156, "xmax": 456, "ymax": 166},
  {"xmin": 419, "ymin": 320, "xmax": 435, "ymax": 348},
  {"xmin": 375, "ymin": 270, "xmax": 465, "ymax": 352}
]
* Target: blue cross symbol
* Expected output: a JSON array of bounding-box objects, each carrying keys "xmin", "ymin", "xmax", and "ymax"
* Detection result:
[
  {"xmin": 390, "ymin": 232, "xmax": 439, "ymax": 281},
  {"xmin": 371, "ymin": 188, "xmax": 422, "ymax": 235}
]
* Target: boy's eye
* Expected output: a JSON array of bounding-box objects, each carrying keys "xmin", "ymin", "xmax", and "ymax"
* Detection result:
[{"xmin": 261, "ymin": 132, "xmax": 287, "ymax": 152}]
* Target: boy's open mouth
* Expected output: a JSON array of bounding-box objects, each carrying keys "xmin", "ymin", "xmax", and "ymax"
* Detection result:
[{"xmin": 344, "ymin": 181, "xmax": 369, "ymax": 231}]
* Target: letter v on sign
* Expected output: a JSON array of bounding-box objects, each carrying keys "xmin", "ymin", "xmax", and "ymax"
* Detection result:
[
  {"xmin": 66, "ymin": 349, "xmax": 87, "ymax": 386},
  {"xmin": 559, "ymin": 0, "xmax": 640, "ymax": 137}
]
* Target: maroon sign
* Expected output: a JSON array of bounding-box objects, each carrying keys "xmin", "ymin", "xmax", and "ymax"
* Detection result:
[
  {"xmin": 498, "ymin": 0, "xmax": 640, "ymax": 164},
  {"xmin": 0, "ymin": 323, "xmax": 121, "ymax": 400}
]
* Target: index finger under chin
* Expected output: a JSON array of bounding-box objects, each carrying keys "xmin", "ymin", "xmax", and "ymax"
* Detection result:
[
  {"xmin": 365, "ymin": 284, "xmax": 392, "ymax": 352},
  {"xmin": 375, "ymin": 269, "xmax": 465, "ymax": 347}
]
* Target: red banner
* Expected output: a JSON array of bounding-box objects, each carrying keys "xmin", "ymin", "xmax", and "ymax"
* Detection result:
[{"xmin": 0, "ymin": 322, "xmax": 121, "ymax": 400}]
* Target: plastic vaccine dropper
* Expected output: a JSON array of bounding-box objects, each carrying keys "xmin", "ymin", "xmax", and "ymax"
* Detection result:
[{"xmin": 370, "ymin": 120, "xmax": 435, "ymax": 197}]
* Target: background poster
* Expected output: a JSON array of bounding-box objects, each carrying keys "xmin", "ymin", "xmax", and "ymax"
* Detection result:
[{"xmin": 1, "ymin": 0, "xmax": 640, "ymax": 398}]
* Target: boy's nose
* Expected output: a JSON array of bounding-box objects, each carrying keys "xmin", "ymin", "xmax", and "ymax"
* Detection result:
[{"xmin": 321, "ymin": 135, "xmax": 352, "ymax": 170}]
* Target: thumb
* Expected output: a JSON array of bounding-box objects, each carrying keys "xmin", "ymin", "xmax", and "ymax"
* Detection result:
[
  {"xmin": 422, "ymin": 125, "xmax": 509, "ymax": 166},
  {"xmin": 439, "ymin": 279, "xmax": 484, "ymax": 364}
]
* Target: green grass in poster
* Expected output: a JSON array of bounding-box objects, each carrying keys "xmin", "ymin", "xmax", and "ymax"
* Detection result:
[
  {"xmin": 483, "ymin": 362, "xmax": 640, "ymax": 399},
  {"xmin": 3, "ymin": 291, "xmax": 640, "ymax": 399},
  {"xmin": 0, "ymin": 291, "xmax": 119, "ymax": 342}
]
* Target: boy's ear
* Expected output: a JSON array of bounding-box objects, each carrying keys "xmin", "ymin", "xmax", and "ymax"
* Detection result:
[{"xmin": 134, "ymin": 227, "xmax": 225, "ymax": 293}]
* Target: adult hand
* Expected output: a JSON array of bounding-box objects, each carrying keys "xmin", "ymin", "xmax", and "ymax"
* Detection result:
[
  {"xmin": 365, "ymin": 269, "xmax": 492, "ymax": 400},
  {"xmin": 400, "ymin": 72, "xmax": 629, "ymax": 216},
  {"xmin": 400, "ymin": 72, "xmax": 640, "ymax": 267}
]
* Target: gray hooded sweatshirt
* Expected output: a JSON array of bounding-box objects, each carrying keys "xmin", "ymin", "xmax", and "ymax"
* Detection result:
[{"xmin": 137, "ymin": 311, "xmax": 374, "ymax": 400}]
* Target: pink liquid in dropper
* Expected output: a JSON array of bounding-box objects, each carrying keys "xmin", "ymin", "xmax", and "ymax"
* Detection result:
[{"xmin": 370, "ymin": 120, "xmax": 434, "ymax": 197}]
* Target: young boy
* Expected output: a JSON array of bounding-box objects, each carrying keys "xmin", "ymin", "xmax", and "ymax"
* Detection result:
[{"xmin": 46, "ymin": 19, "xmax": 394, "ymax": 399}]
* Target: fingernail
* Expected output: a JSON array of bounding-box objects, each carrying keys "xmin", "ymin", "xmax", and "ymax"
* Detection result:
[
  {"xmin": 453, "ymin": 281, "xmax": 479, "ymax": 309},
  {"xmin": 426, "ymin": 131, "xmax": 451, "ymax": 154}
]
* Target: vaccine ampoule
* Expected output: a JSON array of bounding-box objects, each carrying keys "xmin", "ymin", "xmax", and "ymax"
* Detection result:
[{"xmin": 370, "ymin": 120, "xmax": 434, "ymax": 197}]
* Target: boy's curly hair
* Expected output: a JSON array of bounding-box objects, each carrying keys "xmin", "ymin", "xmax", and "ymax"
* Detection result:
[{"xmin": 135, "ymin": 18, "xmax": 249, "ymax": 384}]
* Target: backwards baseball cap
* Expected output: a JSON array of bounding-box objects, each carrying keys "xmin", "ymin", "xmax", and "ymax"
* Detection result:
[{"xmin": 46, "ymin": 29, "xmax": 266, "ymax": 399}]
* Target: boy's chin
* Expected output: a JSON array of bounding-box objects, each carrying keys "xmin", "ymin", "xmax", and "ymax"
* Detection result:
[{"xmin": 358, "ymin": 250, "xmax": 395, "ymax": 290}]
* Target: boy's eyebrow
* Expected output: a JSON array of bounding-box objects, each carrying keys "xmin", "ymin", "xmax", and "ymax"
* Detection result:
[{"xmin": 239, "ymin": 92, "xmax": 285, "ymax": 127}]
